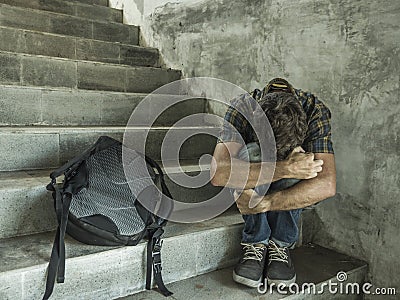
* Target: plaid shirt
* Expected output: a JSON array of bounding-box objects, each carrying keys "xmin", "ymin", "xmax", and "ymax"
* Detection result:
[{"xmin": 217, "ymin": 86, "xmax": 334, "ymax": 154}]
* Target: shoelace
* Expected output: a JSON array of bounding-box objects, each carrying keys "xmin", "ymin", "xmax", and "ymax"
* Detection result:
[
  {"xmin": 268, "ymin": 241, "xmax": 289, "ymax": 263},
  {"xmin": 241, "ymin": 243, "xmax": 265, "ymax": 261}
]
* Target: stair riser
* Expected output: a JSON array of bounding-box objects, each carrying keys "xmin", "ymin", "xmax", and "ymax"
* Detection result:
[
  {"xmin": 0, "ymin": 4, "xmax": 138, "ymax": 44},
  {"xmin": 0, "ymin": 0, "xmax": 121, "ymax": 23},
  {"xmin": 0, "ymin": 53, "xmax": 180, "ymax": 92},
  {"xmin": 0, "ymin": 87, "xmax": 205, "ymax": 126},
  {"xmin": 0, "ymin": 225, "xmax": 242, "ymax": 300},
  {"xmin": 0, "ymin": 170, "xmax": 222, "ymax": 239},
  {"xmin": 0, "ymin": 27, "xmax": 158, "ymax": 67},
  {"xmin": 0, "ymin": 185, "xmax": 56, "ymax": 239},
  {"xmin": 0, "ymin": 128, "xmax": 217, "ymax": 171}
]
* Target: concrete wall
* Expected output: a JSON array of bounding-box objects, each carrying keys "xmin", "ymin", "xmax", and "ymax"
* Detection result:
[{"xmin": 113, "ymin": 0, "xmax": 400, "ymax": 294}]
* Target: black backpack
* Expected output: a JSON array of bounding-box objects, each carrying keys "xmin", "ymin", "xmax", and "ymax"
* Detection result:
[{"xmin": 42, "ymin": 136, "xmax": 174, "ymax": 299}]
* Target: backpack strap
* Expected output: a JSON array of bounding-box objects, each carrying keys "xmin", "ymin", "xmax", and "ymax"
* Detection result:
[
  {"xmin": 145, "ymin": 227, "xmax": 173, "ymax": 296},
  {"xmin": 143, "ymin": 156, "xmax": 165, "ymax": 188},
  {"xmin": 143, "ymin": 155, "xmax": 173, "ymax": 226},
  {"xmin": 42, "ymin": 189, "xmax": 72, "ymax": 300},
  {"xmin": 142, "ymin": 155, "xmax": 173, "ymax": 296}
]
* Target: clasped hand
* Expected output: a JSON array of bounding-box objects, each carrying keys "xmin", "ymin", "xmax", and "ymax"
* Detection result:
[
  {"xmin": 233, "ymin": 147, "xmax": 323, "ymax": 214},
  {"xmin": 233, "ymin": 189, "xmax": 269, "ymax": 214}
]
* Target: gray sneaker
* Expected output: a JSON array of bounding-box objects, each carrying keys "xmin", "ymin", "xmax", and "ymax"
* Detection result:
[
  {"xmin": 266, "ymin": 240, "xmax": 296, "ymax": 286},
  {"xmin": 233, "ymin": 243, "xmax": 267, "ymax": 287}
]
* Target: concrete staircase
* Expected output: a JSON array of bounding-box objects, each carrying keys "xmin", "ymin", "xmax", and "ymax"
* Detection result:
[{"xmin": 0, "ymin": 0, "xmax": 367, "ymax": 299}]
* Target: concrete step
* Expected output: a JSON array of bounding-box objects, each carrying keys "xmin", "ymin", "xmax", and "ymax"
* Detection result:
[
  {"xmin": 0, "ymin": 52, "xmax": 181, "ymax": 92},
  {"xmin": 0, "ymin": 26, "xmax": 160, "ymax": 67},
  {"xmin": 0, "ymin": 0, "xmax": 121, "ymax": 23},
  {"xmin": 0, "ymin": 86, "xmax": 206, "ymax": 126},
  {"xmin": 0, "ymin": 209, "xmax": 244, "ymax": 299},
  {"xmin": 0, "ymin": 126, "xmax": 218, "ymax": 171},
  {"xmin": 123, "ymin": 245, "xmax": 367, "ymax": 300},
  {"xmin": 0, "ymin": 3, "xmax": 138, "ymax": 44},
  {"xmin": 0, "ymin": 163, "xmax": 225, "ymax": 239}
]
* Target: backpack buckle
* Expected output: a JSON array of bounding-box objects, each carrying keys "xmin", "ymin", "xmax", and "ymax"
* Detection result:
[
  {"xmin": 152, "ymin": 238, "xmax": 163, "ymax": 273},
  {"xmin": 153, "ymin": 261, "xmax": 162, "ymax": 273},
  {"xmin": 153, "ymin": 238, "xmax": 163, "ymax": 255}
]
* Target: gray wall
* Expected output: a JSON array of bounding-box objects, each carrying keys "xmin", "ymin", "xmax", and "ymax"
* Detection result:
[{"xmin": 140, "ymin": 0, "xmax": 400, "ymax": 292}]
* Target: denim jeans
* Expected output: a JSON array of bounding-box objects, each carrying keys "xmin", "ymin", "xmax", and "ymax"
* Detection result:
[{"xmin": 237, "ymin": 143, "xmax": 302, "ymax": 247}]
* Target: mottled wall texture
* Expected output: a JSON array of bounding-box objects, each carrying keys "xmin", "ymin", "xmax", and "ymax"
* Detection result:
[{"xmin": 124, "ymin": 0, "xmax": 400, "ymax": 293}]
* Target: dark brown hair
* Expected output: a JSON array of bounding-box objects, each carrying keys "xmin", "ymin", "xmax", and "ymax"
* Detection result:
[{"xmin": 259, "ymin": 92, "xmax": 308, "ymax": 160}]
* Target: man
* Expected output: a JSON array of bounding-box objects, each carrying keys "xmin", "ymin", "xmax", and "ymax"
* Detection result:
[{"xmin": 210, "ymin": 78, "xmax": 336, "ymax": 288}]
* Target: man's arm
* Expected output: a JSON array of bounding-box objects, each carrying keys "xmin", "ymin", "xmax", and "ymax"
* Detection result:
[
  {"xmin": 235, "ymin": 153, "xmax": 336, "ymax": 213},
  {"xmin": 210, "ymin": 142, "xmax": 324, "ymax": 189}
]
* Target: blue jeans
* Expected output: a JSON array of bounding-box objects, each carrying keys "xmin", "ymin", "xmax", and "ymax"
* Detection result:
[{"xmin": 237, "ymin": 143, "xmax": 302, "ymax": 247}]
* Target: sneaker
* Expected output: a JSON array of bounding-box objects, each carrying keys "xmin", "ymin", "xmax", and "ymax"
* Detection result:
[
  {"xmin": 233, "ymin": 243, "xmax": 267, "ymax": 287},
  {"xmin": 266, "ymin": 240, "xmax": 296, "ymax": 286}
]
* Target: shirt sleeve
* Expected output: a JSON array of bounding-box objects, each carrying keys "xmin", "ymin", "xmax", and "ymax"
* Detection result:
[
  {"xmin": 302, "ymin": 100, "xmax": 334, "ymax": 153},
  {"xmin": 217, "ymin": 94, "xmax": 254, "ymax": 145}
]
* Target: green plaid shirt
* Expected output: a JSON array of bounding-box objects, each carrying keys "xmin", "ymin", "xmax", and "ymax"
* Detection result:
[{"xmin": 217, "ymin": 86, "xmax": 334, "ymax": 154}]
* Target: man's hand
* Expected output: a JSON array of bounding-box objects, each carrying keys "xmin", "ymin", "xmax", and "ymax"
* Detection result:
[
  {"xmin": 282, "ymin": 147, "xmax": 324, "ymax": 179},
  {"xmin": 233, "ymin": 189, "xmax": 270, "ymax": 214}
]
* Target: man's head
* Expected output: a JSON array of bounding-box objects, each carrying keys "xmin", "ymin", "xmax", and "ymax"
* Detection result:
[{"xmin": 260, "ymin": 92, "xmax": 307, "ymax": 160}]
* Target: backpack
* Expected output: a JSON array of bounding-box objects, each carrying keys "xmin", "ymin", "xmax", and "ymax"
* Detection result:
[{"xmin": 42, "ymin": 136, "xmax": 174, "ymax": 299}]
